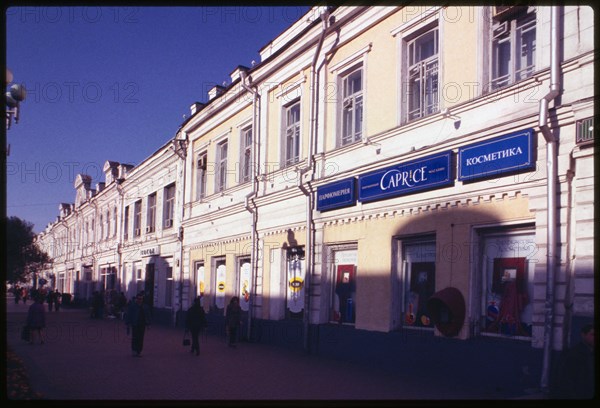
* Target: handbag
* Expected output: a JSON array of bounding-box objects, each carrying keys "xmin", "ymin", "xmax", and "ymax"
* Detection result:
[
  {"xmin": 182, "ymin": 329, "xmax": 191, "ymax": 346},
  {"xmin": 21, "ymin": 325, "xmax": 31, "ymax": 342}
]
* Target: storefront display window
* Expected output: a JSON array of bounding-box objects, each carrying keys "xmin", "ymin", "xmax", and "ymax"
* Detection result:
[
  {"xmin": 401, "ymin": 238, "xmax": 436, "ymax": 328},
  {"xmin": 330, "ymin": 248, "xmax": 357, "ymax": 324},
  {"xmin": 286, "ymin": 246, "xmax": 305, "ymax": 319},
  {"xmin": 238, "ymin": 258, "xmax": 251, "ymax": 312},
  {"xmin": 194, "ymin": 261, "xmax": 205, "ymax": 304},
  {"xmin": 214, "ymin": 258, "xmax": 226, "ymax": 310},
  {"xmin": 479, "ymin": 228, "xmax": 535, "ymax": 338}
]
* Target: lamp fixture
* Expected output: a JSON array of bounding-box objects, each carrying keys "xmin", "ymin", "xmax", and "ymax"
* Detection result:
[{"xmin": 6, "ymin": 68, "xmax": 26, "ymax": 131}]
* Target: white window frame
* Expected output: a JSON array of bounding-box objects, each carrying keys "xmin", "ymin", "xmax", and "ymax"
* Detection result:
[
  {"xmin": 195, "ymin": 151, "xmax": 207, "ymax": 201},
  {"xmin": 163, "ymin": 183, "xmax": 175, "ymax": 229},
  {"xmin": 283, "ymin": 99, "xmax": 301, "ymax": 167},
  {"xmin": 339, "ymin": 65, "xmax": 364, "ymax": 146},
  {"xmin": 215, "ymin": 139, "xmax": 228, "ymax": 193},
  {"xmin": 405, "ymin": 25, "xmax": 439, "ymax": 122},
  {"xmin": 123, "ymin": 206, "xmax": 129, "ymax": 240},
  {"xmin": 105, "ymin": 210, "xmax": 110, "ymax": 239},
  {"xmin": 392, "ymin": 8, "xmax": 440, "ymax": 126},
  {"xmin": 490, "ymin": 8, "xmax": 536, "ymax": 91},
  {"xmin": 112, "ymin": 206, "xmax": 117, "ymax": 237},
  {"xmin": 133, "ymin": 200, "xmax": 142, "ymax": 237},
  {"xmin": 146, "ymin": 192, "xmax": 156, "ymax": 233},
  {"xmin": 239, "ymin": 126, "xmax": 252, "ymax": 184},
  {"xmin": 329, "ymin": 43, "xmax": 371, "ymax": 148}
]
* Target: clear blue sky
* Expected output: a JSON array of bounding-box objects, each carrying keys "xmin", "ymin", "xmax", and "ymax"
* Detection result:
[{"xmin": 6, "ymin": 6, "xmax": 311, "ymax": 233}]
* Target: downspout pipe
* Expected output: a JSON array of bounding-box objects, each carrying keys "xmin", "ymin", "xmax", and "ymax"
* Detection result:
[
  {"xmin": 116, "ymin": 181, "xmax": 125, "ymax": 297},
  {"xmin": 539, "ymin": 6, "xmax": 561, "ymax": 394},
  {"xmin": 300, "ymin": 7, "xmax": 330, "ymax": 352},
  {"xmin": 175, "ymin": 131, "xmax": 188, "ymax": 327},
  {"xmin": 240, "ymin": 69, "xmax": 259, "ymax": 340}
]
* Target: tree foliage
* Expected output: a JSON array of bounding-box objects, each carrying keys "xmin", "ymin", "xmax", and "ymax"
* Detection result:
[{"xmin": 5, "ymin": 216, "xmax": 51, "ymax": 284}]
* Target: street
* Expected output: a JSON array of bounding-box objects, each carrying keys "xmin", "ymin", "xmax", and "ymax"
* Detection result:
[{"xmin": 5, "ymin": 296, "xmax": 544, "ymax": 402}]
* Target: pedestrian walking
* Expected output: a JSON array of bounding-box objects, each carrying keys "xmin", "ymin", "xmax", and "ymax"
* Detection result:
[
  {"xmin": 225, "ymin": 296, "xmax": 242, "ymax": 348},
  {"xmin": 185, "ymin": 297, "xmax": 207, "ymax": 356},
  {"xmin": 21, "ymin": 287, "xmax": 27, "ymax": 304},
  {"xmin": 13, "ymin": 286, "xmax": 21, "ymax": 305},
  {"xmin": 125, "ymin": 293, "xmax": 152, "ymax": 357},
  {"xmin": 54, "ymin": 289, "xmax": 62, "ymax": 311},
  {"xmin": 46, "ymin": 290, "xmax": 55, "ymax": 312},
  {"xmin": 26, "ymin": 296, "xmax": 46, "ymax": 345}
]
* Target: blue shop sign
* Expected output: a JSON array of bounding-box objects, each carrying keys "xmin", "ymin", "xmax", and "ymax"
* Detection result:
[
  {"xmin": 358, "ymin": 151, "xmax": 453, "ymax": 203},
  {"xmin": 317, "ymin": 178, "xmax": 356, "ymax": 212},
  {"xmin": 458, "ymin": 128, "xmax": 534, "ymax": 181}
]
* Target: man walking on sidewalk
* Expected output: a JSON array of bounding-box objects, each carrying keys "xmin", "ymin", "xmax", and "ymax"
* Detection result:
[{"xmin": 125, "ymin": 293, "xmax": 152, "ymax": 357}]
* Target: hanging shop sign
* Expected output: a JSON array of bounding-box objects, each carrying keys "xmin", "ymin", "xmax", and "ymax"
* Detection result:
[
  {"xmin": 458, "ymin": 128, "xmax": 534, "ymax": 181},
  {"xmin": 316, "ymin": 178, "xmax": 356, "ymax": 212},
  {"xmin": 358, "ymin": 151, "xmax": 453, "ymax": 202}
]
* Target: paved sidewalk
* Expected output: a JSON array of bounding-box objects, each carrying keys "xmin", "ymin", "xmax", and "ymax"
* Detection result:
[{"xmin": 5, "ymin": 297, "xmax": 545, "ymax": 402}]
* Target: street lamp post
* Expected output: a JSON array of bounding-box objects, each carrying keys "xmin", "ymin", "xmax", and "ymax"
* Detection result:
[{"xmin": 6, "ymin": 68, "xmax": 27, "ymax": 134}]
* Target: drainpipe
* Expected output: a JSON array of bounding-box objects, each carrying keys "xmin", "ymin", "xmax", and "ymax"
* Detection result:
[
  {"xmin": 539, "ymin": 6, "xmax": 561, "ymax": 394},
  {"xmin": 174, "ymin": 131, "xmax": 189, "ymax": 327},
  {"xmin": 299, "ymin": 7, "xmax": 331, "ymax": 352},
  {"xmin": 240, "ymin": 69, "xmax": 260, "ymax": 340},
  {"xmin": 115, "ymin": 182, "xmax": 128, "ymax": 295}
]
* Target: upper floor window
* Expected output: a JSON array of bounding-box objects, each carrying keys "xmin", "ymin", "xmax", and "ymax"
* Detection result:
[
  {"xmin": 215, "ymin": 140, "xmax": 228, "ymax": 193},
  {"xmin": 491, "ymin": 8, "xmax": 536, "ymax": 90},
  {"xmin": 134, "ymin": 200, "xmax": 142, "ymax": 237},
  {"xmin": 99, "ymin": 214, "xmax": 104, "ymax": 240},
  {"xmin": 105, "ymin": 210, "xmax": 110, "ymax": 239},
  {"xmin": 240, "ymin": 127, "xmax": 252, "ymax": 184},
  {"xmin": 196, "ymin": 152, "xmax": 207, "ymax": 201},
  {"xmin": 406, "ymin": 26, "xmax": 439, "ymax": 121},
  {"xmin": 113, "ymin": 206, "xmax": 117, "ymax": 237},
  {"xmin": 284, "ymin": 101, "xmax": 301, "ymax": 166},
  {"xmin": 341, "ymin": 67, "xmax": 363, "ymax": 146},
  {"xmin": 123, "ymin": 206, "xmax": 129, "ymax": 240},
  {"xmin": 163, "ymin": 183, "xmax": 175, "ymax": 229},
  {"xmin": 147, "ymin": 193, "xmax": 156, "ymax": 233}
]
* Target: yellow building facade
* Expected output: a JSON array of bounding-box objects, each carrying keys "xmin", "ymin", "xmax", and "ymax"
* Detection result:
[{"xmin": 38, "ymin": 6, "xmax": 594, "ymax": 392}]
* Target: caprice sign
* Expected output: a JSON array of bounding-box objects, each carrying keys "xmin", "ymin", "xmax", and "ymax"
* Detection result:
[
  {"xmin": 358, "ymin": 151, "xmax": 453, "ymax": 202},
  {"xmin": 458, "ymin": 129, "xmax": 534, "ymax": 181}
]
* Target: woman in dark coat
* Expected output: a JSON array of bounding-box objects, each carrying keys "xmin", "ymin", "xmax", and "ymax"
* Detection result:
[
  {"xmin": 185, "ymin": 297, "xmax": 207, "ymax": 356},
  {"xmin": 225, "ymin": 296, "xmax": 242, "ymax": 347},
  {"xmin": 27, "ymin": 296, "xmax": 46, "ymax": 344}
]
